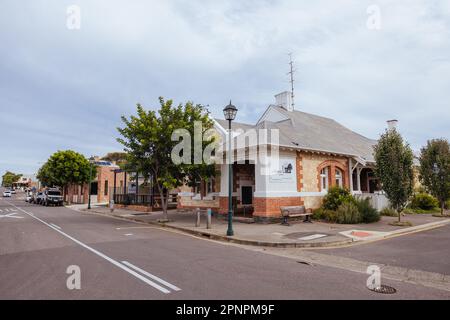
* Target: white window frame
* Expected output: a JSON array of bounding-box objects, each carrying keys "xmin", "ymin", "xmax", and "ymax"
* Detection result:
[
  {"xmin": 335, "ymin": 168, "xmax": 343, "ymax": 187},
  {"xmin": 320, "ymin": 167, "xmax": 329, "ymax": 191}
]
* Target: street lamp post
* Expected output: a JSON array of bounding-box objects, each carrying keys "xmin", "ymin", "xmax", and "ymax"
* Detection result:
[
  {"xmin": 223, "ymin": 101, "xmax": 238, "ymax": 236},
  {"xmin": 88, "ymin": 156, "xmax": 95, "ymax": 210}
]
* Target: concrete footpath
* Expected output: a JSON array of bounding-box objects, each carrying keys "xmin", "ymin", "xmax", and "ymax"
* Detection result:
[{"xmin": 71, "ymin": 204, "xmax": 450, "ymax": 248}]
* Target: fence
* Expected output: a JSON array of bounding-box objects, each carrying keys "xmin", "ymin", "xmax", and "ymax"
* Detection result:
[
  {"xmin": 111, "ymin": 188, "xmax": 178, "ymax": 210},
  {"xmin": 355, "ymin": 192, "xmax": 390, "ymax": 211}
]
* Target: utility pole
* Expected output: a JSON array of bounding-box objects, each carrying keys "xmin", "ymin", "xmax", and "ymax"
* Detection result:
[{"xmin": 287, "ymin": 53, "xmax": 295, "ymax": 111}]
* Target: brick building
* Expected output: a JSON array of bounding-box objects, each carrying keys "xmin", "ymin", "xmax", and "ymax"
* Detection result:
[
  {"xmin": 64, "ymin": 159, "xmax": 127, "ymax": 204},
  {"xmin": 178, "ymin": 91, "xmax": 390, "ymax": 221}
]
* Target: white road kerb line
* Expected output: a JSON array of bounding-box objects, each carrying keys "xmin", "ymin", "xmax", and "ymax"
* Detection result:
[
  {"xmin": 50, "ymin": 223, "xmax": 61, "ymax": 229},
  {"xmin": 121, "ymin": 261, "xmax": 181, "ymax": 292},
  {"xmin": 5, "ymin": 202, "xmax": 173, "ymax": 294}
]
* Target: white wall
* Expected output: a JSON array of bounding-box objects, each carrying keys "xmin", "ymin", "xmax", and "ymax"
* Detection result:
[{"xmin": 254, "ymin": 150, "xmax": 298, "ymax": 197}]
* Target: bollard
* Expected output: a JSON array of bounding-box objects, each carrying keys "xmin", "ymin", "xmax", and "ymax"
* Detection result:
[
  {"xmin": 109, "ymin": 199, "xmax": 115, "ymax": 213},
  {"xmin": 206, "ymin": 208, "xmax": 212, "ymax": 229},
  {"xmin": 195, "ymin": 208, "xmax": 201, "ymax": 227}
]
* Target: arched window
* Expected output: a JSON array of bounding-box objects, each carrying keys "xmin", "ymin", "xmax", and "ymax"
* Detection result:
[
  {"xmin": 320, "ymin": 167, "xmax": 329, "ymax": 191},
  {"xmin": 335, "ymin": 168, "xmax": 343, "ymax": 187}
]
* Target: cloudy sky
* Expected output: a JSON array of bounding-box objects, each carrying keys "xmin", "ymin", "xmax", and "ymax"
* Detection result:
[{"xmin": 1, "ymin": 0, "xmax": 449, "ymax": 177}]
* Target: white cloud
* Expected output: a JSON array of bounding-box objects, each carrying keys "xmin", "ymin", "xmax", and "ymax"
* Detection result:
[{"xmin": 0, "ymin": 0, "xmax": 449, "ymax": 176}]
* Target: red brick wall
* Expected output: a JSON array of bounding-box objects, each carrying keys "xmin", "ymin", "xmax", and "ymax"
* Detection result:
[{"xmin": 254, "ymin": 197, "xmax": 304, "ymax": 218}]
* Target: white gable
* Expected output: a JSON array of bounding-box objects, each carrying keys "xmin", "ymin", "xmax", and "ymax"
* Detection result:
[{"xmin": 257, "ymin": 105, "xmax": 289, "ymax": 124}]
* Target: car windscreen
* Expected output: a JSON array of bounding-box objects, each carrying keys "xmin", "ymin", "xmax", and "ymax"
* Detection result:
[{"xmin": 48, "ymin": 191, "xmax": 61, "ymax": 196}]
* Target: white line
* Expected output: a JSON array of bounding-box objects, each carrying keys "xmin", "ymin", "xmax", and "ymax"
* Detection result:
[
  {"xmin": 50, "ymin": 223, "xmax": 61, "ymax": 229},
  {"xmin": 5, "ymin": 201, "xmax": 171, "ymax": 294},
  {"xmin": 124, "ymin": 233, "xmax": 133, "ymax": 236},
  {"xmin": 121, "ymin": 260, "xmax": 181, "ymax": 292}
]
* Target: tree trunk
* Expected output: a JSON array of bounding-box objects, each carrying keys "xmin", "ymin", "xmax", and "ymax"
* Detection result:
[
  {"xmin": 156, "ymin": 184, "xmax": 168, "ymax": 221},
  {"xmin": 397, "ymin": 206, "xmax": 401, "ymax": 222},
  {"xmin": 441, "ymin": 200, "xmax": 445, "ymax": 216}
]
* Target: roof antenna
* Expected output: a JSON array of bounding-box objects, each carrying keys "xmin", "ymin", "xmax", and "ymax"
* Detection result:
[{"xmin": 287, "ymin": 53, "xmax": 295, "ymax": 111}]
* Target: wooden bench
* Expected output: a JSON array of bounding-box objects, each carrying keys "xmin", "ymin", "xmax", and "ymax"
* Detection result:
[{"xmin": 280, "ymin": 206, "xmax": 312, "ymax": 225}]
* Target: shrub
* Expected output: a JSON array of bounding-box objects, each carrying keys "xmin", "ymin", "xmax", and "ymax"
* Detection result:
[
  {"xmin": 410, "ymin": 193, "xmax": 439, "ymax": 210},
  {"xmin": 380, "ymin": 207, "xmax": 397, "ymax": 217},
  {"xmin": 312, "ymin": 208, "xmax": 324, "ymax": 220},
  {"xmin": 336, "ymin": 202, "xmax": 361, "ymax": 224},
  {"xmin": 355, "ymin": 198, "xmax": 380, "ymax": 223},
  {"xmin": 312, "ymin": 208, "xmax": 337, "ymax": 222},
  {"xmin": 445, "ymin": 199, "xmax": 450, "ymax": 210},
  {"xmin": 322, "ymin": 186, "xmax": 355, "ymax": 211}
]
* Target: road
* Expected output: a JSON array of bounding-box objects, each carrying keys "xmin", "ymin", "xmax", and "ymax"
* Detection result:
[
  {"xmin": 0, "ymin": 191, "xmax": 449, "ymax": 299},
  {"xmin": 316, "ymin": 223, "xmax": 450, "ymax": 275}
]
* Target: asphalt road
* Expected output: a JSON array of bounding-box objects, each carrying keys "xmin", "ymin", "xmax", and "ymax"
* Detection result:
[
  {"xmin": 1, "ymin": 192, "xmax": 449, "ymax": 299},
  {"xmin": 316, "ymin": 223, "xmax": 450, "ymax": 275}
]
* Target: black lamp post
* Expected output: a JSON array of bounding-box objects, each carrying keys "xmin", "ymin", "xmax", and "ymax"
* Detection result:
[
  {"xmin": 87, "ymin": 156, "xmax": 95, "ymax": 210},
  {"xmin": 223, "ymin": 100, "xmax": 237, "ymax": 236}
]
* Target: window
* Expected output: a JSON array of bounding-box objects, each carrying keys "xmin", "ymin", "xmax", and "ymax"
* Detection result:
[
  {"xmin": 104, "ymin": 180, "xmax": 108, "ymax": 196},
  {"xmin": 320, "ymin": 167, "xmax": 329, "ymax": 191},
  {"xmin": 335, "ymin": 169, "xmax": 343, "ymax": 187}
]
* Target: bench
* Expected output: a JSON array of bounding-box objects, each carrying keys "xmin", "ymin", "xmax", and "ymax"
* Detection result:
[{"xmin": 280, "ymin": 206, "xmax": 312, "ymax": 225}]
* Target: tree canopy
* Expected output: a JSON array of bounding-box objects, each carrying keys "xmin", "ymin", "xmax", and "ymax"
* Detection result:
[
  {"xmin": 117, "ymin": 97, "xmax": 216, "ymax": 219},
  {"xmin": 374, "ymin": 128, "xmax": 414, "ymax": 221},
  {"xmin": 419, "ymin": 139, "xmax": 450, "ymax": 215},
  {"xmin": 1, "ymin": 171, "xmax": 22, "ymax": 187},
  {"xmin": 101, "ymin": 152, "xmax": 128, "ymax": 167},
  {"xmin": 37, "ymin": 150, "xmax": 95, "ymax": 189}
]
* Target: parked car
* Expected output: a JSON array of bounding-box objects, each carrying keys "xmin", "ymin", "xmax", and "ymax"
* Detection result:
[
  {"xmin": 10, "ymin": 189, "xmax": 16, "ymax": 194},
  {"xmin": 25, "ymin": 192, "xmax": 33, "ymax": 202},
  {"xmin": 42, "ymin": 188, "xmax": 63, "ymax": 206},
  {"xmin": 35, "ymin": 192, "xmax": 44, "ymax": 204},
  {"xmin": 2, "ymin": 190, "xmax": 12, "ymax": 197}
]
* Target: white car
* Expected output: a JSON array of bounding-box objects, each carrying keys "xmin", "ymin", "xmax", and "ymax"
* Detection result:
[
  {"xmin": 11, "ymin": 189, "xmax": 16, "ymax": 194},
  {"xmin": 3, "ymin": 190, "xmax": 12, "ymax": 197},
  {"xmin": 26, "ymin": 194, "xmax": 32, "ymax": 202}
]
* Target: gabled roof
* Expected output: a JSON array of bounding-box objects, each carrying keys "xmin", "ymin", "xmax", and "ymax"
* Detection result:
[
  {"xmin": 214, "ymin": 119, "xmax": 254, "ymax": 132},
  {"xmin": 216, "ymin": 104, "xmax": 378, "ymax": 163},
  {"xmin": 268, "ymin": 106, "xmax": 377, "ymax": 162}
]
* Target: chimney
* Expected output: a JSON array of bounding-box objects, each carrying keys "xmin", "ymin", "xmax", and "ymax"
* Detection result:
[
  {"xmin": 387, "ymin": 119, "xmax": 398, "ymax": 131},
  {"xmin": 275, "ymin": 91, "xmax": 293, "ymax": 111}
]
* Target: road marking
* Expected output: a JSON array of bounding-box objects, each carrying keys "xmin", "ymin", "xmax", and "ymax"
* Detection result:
[
  {"xmin": 5, "ymin": 201, "xmax": 174, "ymax": 294},
  {"xmin": 116, "ymin": 226, "xmax": 154, "ymax": 230},
  {"xmin": 298, "ymin": 234, "xmax": 327, "ymax": 241},
  {"xmin": 50, "ymin": 223, "xmax": 61, "ymax": 229},
  {"xmin": 121, "ymin": 260, "xmax": 181, "ymax": 292},
  {"xmin": 0, "ymin": 212, "xmax": 24, "ymax": 219},
  {"xmin": 124, "ymin": 233, "xmax": 133, "ymax": 236}
]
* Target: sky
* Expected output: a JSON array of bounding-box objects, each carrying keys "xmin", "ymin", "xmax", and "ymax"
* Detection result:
[{"xmin": 1, "ymin": 0, "xmax": 449, "ymax": 177}]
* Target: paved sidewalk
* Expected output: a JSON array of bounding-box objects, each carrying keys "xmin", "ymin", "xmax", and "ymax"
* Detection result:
[{"xmin": 80, "ymin": 206, "xmax": 450, "ymax": 248}]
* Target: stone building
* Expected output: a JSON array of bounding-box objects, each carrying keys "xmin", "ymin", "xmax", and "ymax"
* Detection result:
[{"xmin": 178, "ymin": 91, "xmax": 390, "ymax": 221}]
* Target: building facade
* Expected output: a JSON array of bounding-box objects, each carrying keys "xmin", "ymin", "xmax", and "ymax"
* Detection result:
[{"xmin": 178, "ymin": 92, "xmax": 389, "ymax": 221}]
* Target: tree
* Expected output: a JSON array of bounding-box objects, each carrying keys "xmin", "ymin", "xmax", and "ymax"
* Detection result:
[
  {"xmin": 101, "ymin": 152, "xmax": 128, "ymax": 166},
  {"xmin": 37, "ymin": 150, "xmax": 96, "ymax": 202},
  {"xmin": 117, "ymin": 97, "xmax": 215, "ymax": 220},
  {"xmin": 419, "ymin": 139, "xmax": 450, "ymax": 215},
  {"xmin": 1, "ymin": 171, "xmax": 22, "ymax": 187},
  {"xmin": 374, "ymin": 128, "xmax": 414, "ymax": 222}
]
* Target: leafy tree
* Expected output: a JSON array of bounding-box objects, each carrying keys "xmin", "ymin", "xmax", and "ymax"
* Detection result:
[
  {"xmin": 374, "ymin": 128, "xmax": 414, "ymax": 222},
  {"xmin": 419, "ymin": 139, "xmax": 450, "ymax": 215},
  {"xmin": 1, "ymin": 171, "xmax": 22, "ymax": 187},
  {"xmin": 101, "ymin": 152, "xmax": 128, "ymax": 166},
  {"xmin": 37, "ymin": 150, "xmax": 96, "ymax": 202},
  {"xmin": 117, "ymin": 97, "xmax": 215, "ymax": 220}
]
